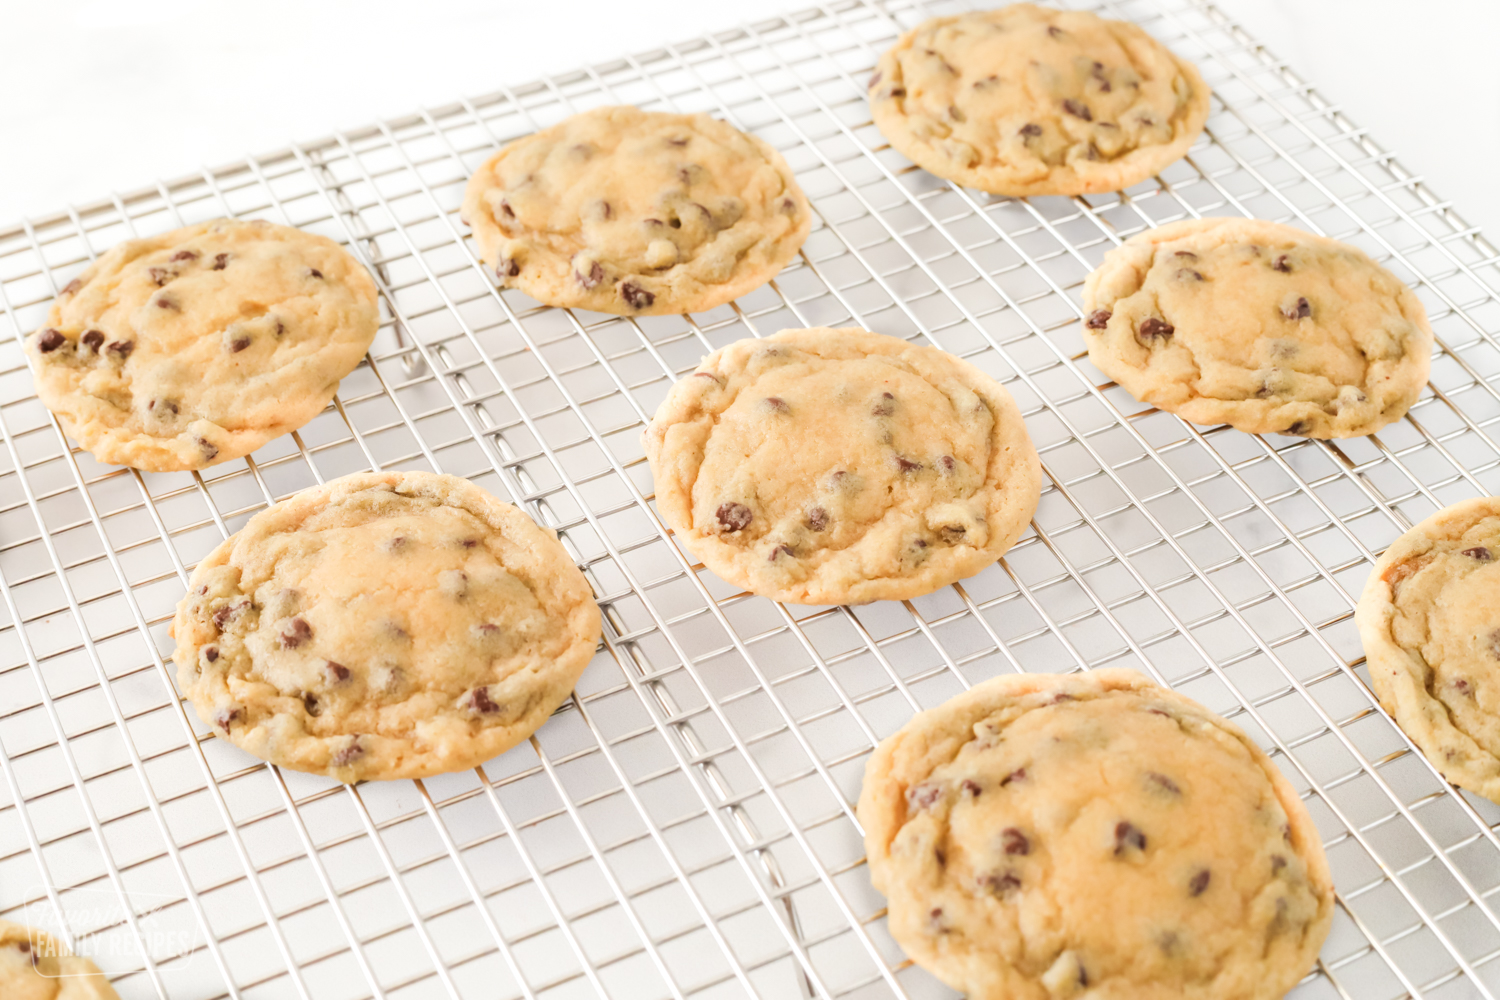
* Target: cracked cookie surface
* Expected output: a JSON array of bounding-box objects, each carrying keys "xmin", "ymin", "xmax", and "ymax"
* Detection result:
[
  {"xmin": 25, "ymin": 218, "xmax": 378, "ymax": 471},
  {"xmin": 0, "ymin": 921, "xmax": 118, "ymax": 1000},
  {"xmin": 1083, "ymin": 217, "xmax": 1432, "ymax": 438},
  {"xmin": 171, "ymin": 471, "xmax": 602, "ymax": 782},
  {"xmin": 462, "ymin": 105, "xmax": 810, "ymax": 315},
  {"xmin": 642, "ymin": 327, "xmax": 1041, "ymax": 605},
  {"xmin": 1356, "ymin": 496, "xmax": 1500, "ymax": 803},
  {"xmin": 868, "ymin": 3, "xmax": 1210, "ymax": 196},
  {"xmin": 858, "ymin": 668, "xmax": 1334, "ymax": 1000}
]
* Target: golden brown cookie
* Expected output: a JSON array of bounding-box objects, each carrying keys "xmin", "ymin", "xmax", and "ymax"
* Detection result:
[
  {"xmin": 858, "ymin": 669, "xmax": 1334, "ymax": 1000},
  {"xmin": 24, "ymin": 218, "xmax": 378, "ymax": 471},
  {"xmin": 1356, "ymin": 496, "xmax": 1500, "ymax": 803},
  {"xmin": 643, "ymin": 327, "xmax": 1041, "ymax": 605},
  {"xmin": 462, "ymin": 106, "xmax": 810, "ymax": 315},
  {"xmin": 1083, "ymin": 217, "xmax": 1432, "ymax": 438},
  {"xmin": 171, "ymin": 471, "xmax": 602, "ymax": 781},
  {"xmin": 868, "ymin": 4, "xmax": 1211, "ymax": 196}
]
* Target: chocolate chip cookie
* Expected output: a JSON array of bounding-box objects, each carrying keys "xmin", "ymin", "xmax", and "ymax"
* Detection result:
[
  {"xmin": 0, "ymin": 921, "xmax": 118, "ymax": 1000},
  {"xmin": 1083, "ymin": 217, "xmax": 1433, "ymax": 438},
  {"xmin": 461, "ymin": 105, "xmax": 810, "ymax": 315},
  {"xmin": 642, "ymin": 327, "xmax": 1041, "ymax": 605},
  {"xmin": 1356, "ymin": 496, "xmax": 1500, "ymax": 803},
  {"xmin": 858, "ymin": 668, "xmax": 1334, "ymax": 1000},
  {"xmin": 868, "ymin": 4, "xmax": 1211, "ymax": 197},
  {"xmin": 24, "ymin": 218, "xmax": 379, "ymax": 472},
  {"xmin": 171, "ymin": 471, "xmax": 602, "ymax": 781}
]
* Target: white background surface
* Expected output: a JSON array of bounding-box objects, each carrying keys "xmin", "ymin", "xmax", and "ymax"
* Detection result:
[{"xmin": 4, "ymin": 0, "xmax": 1499, "ymax": 238}]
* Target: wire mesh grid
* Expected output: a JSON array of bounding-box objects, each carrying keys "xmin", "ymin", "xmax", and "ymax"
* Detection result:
[{"xmin": 1, "ymin": 0, "xmax": 1498, "ymax": 997}]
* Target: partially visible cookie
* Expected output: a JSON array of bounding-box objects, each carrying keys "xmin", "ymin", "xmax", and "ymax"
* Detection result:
[
  {"xmin": 868, "ymin": 3, "xmax": 1211, "ymax": 196},
  {"xmin": 24, "ymin": 218, "xmax": 379, "ymax": 471},
  {"xmin": 461, "ymin": 105, "xmax": 810, "ymax": 316},
  {"xmin": 1083, "ymin": 217, "xmax": 1432, "ymax": 438},
  {"xmin": 642, "ymin": 327, "xmax": 1040, "ymax": 605},
  {"xmin": 1356, "ymin": 496, "xmax": 1500, "ymax": 803},
  {"xmin": 0, "ymin": 921, "xmax": 118, "ymax": 1000},
  {"xmin": 858, "ymin": 668, "xmax": 1334, "ymax": 1000},
  {"xmin": 170, "ymin": 471, "xmax": 602, "ymax": 781}
]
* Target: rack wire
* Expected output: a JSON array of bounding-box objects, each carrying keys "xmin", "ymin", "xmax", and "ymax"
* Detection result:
[{"xmin": 1, "ymin": 0, "xmax": 1498, "ymax": 997}]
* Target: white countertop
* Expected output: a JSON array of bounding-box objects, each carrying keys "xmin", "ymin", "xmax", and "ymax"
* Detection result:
[{"xmin": 4, "ymin": 0, "xmax": 1497, "ymax": 240}]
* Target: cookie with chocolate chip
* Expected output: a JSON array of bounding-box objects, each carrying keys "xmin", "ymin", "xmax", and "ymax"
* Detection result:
[
  {"xmin": 23, "ymin": 218, "xmax": 378, "ymax": 472},
  {"xmin": 0, "ymin": 920, "xmax": 118, "ymax": 999},
  {"xmin": 868, "ymin": 3, "xmax": 1211, "ymax": 196},
  {"xmin": 858, "ymin": 668, "xmax": 1333, "ymax": 1000},
  {"xmin": 1356, "ymin": 496, "xmax": 1500, "ymax": 803},
  {"xmin": 171, "ymin": 471, "xmax": 602, "ymax": 781},
  {"xmin": 1083, "ymin": 217, "xmax": 1432, "ymax": 438},
  {"xmin": 642, "ymin": 327, "xmax": 1041, "ymax": 604},
  {"xmin": 461, "ymin": 105, "xmax": 810, "ymax": 315}
]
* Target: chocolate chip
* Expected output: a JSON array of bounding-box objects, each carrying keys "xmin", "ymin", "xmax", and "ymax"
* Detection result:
[
  {"xmin": 1283, "ymin": 421, "xmax": 1312, "ymax": 436},
  {"xmin": 979, "ymin": 871, "xmax": 1021, "ymax": 895},
  {"xmin": 204, "ymin": 646, "xmax": 219, "ymax": 662},
  {"xmin": 274, "ymin": 319, "xmax": 285, "ymax": 336},
  {"xmin": 621, "ymin": 281, "xmax": 654, "ymax": 310},
  {"xmin": 805, "ymin": 507, "xmax": 829, "ymax": 531},
  {"xmin": 331, "ymin": 738, "xmax": 364, "ymax": 766},
  {"xmin": 325, "ymin": 661, "xmax": 351, "ymax": 682},
  {"xmin": 303, "ymin": 693, "xmax": 321, "ymax": 717},
  {"xmin": 1114, "ymin": 821, "xmax": 1146, "ymax": 855},
  {"xmin": 1047, "ymin": 25, "xmax": 1064, "ymax": 37},
  {"xmin": 867, "ymin": 71, "xmax": 882, "ymax": 89},
  {"xmin": 1272, "ymin": 255, "xmax": 1292, "ymax": 273},
  {"xmin": 1085, "ymin": 309, "xmax": 1112, "ymax": 329},
  {"xmin": 666, "ymin": 137, "xmax": 689, "ymax": 147},
  {"xmin": 1177, "ymin": 268, "xmax": 1204, "ymax": 281},
  {"xmin": 148, "ymin": 266, "xmax": 172, "ymax": 286},
  {"xmin": 280, "ymin": 616, "xmax": 313, "ymax": 649},
  {"xmin": 768, "ymin": 543, "xmax": 795, "ymax": 562},
  {"xmin": 307, "ymin": 268, "xmax": 324, "ymax": 279},
  {"xmin": 36, "ymin": 328, "xmax": 65, "ymax": 352},
  {"xmin": 781, "ymin": 197, "xmax": 797, "ymax": 216},
  {"xmin": 1147, "ymin": 772, "xmax": 1181, "ymax": 795},
  {"xmin": 895, "ymin": 456, "xmax": 922, "ymax": 474},
  {"xmin": 1454, "ymin": 678, "xmax": 1472, "ymax": 695},
  {"xmin": 1271, "ymin": 855, "xmax": 1287, "ymax": 874},
  {"xmin": 693, "ymin": 372, "xmax": 722, "ymax": 385},
  {"xmin": 598, "ymin": 200, "xmax": 613, "ymax": 219},
  {"xmin": 212, "ymin": 599, "xmax": 248, "ymax": 628},
  {"xmin": 212, "ymin": 253, "xmax": 229, "ymax": 270},
  {"xmin": 828, "ymin": 470, "xmax": 850, "ymax": 490},
  {"xmin": 172, "ymin": 250, "xmax": 199, "ymax": 262},
  {"xmin": 1189, "ymin": 869, "xmax": 1210, "ymax": 896},
  {"xmin": 1001, "ymin": 767, "xmax": 1026, "ymax": 786},
  {"xmin": 1062, "ymin": 99, "xmax": 1091, "ymax": 121},
  {"xmin": 1019, "ymin": 123, "xmax": 1043, "ymax": 139},
  {"xmin": 934, "ymin": 848, "xmax": 946, "ymax": 867},
  {"xmin": 469, "ymin": 687, "xmax": 500, "ymax": 713},
  {"xmin": 1282, "ymin": 297, "xmax": 1312, "ymax": 320},
  {"xmin": 928, "ymin": 908, "xmax": 947, "ymax": 933},
  {"xmin": 1137, "ymin": 317, "xmax": 1173, "ymax": 340},
  {"xmin": 938, "ymin": 524, "xmax": 967, "ymax": 543},
  {"xmin": 887, "ymin": 87, "xmax": 906, "ymax": 98},
  {"xmin": 155, "ymin": 294, "xmax": 179, "ymax": 310},
  {"xmin": 1001, "ymin": 828, "xmax": 1029, "ymax": 855},
  {"xmin": 871, "ymin": 392, "xmax": 895, "ymax": 417},
  {"xmin": 461, "ymin": 538, "xmax": 479, "ymax": 548},
  {"xmin": 214, "ymin": 708, "xmax": 242, "ymax": 730},
  {"xmin": 764, "ymin": 396, "xmax": 791, "ymax": 414},
  {"xmin": 499, "ymin": 200, "xmax": 515, "ymax": 220},
  {"xmin": 907, "ymin": 782, "xmax": 941, "ymax": 811},
  {"xmin": 575, "ymin": 260, "xmax": 604, "ymax": 289},
  {"xmin": 106, "ymin": 339, "xmax": 135, "ymax": 359},
  {"xmin": 939, "ymin": 455, "xmax": 956, "ymax": 473},
  {"xmin": 148, "ymin": 398, "xmax": 179, "ymax": 415},
  {"xmin": 81, "ymin": 330, "xmax": 104, "ymax": 351},
  {"xmin": 196, "ymin": 437, "xmax": 219, "ymax": 461},
  {"xmin": 1463, "ymin": 547, "xmax": 1493, "ymax": 561},
  {"xmin": 715, "ymin": 502, "xmax": 752, "ymax": 532},
  {"xmin": 230, "ymin": 336, "xmax": 251, "ymax": 353},
  {"xmin": 62, "ymin": 278, "xmax": 82, "ymax": 295},
  {"xmin": 961, "ymin": 779, "xmax": 981, "ymax": 797},
  {"xmin": 497, "ymin": 258, "xmax": 520, "ymax": 279}
]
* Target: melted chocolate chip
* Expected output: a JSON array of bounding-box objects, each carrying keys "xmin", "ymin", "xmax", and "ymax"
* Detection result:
[
  {"xmin": 212, "ymin": 599, "xmax": 248, "ymax": 628},
  {"xmin": 149, "ymin": 399, "xmax": 179, "ymax": 415},
  {"xmin": 1272, "ymin": 255, "xmax": 1292, "ymax": 273},
  {"xmin": 280, "ymin": 616, "xmax": 313, "ymax": 649},
  {"xmin": 1001, "ymin": 828, "xmax": 1030, "ymax": 855},
  {"xmin": 1176, "ymin": 268, "xmax": 1204, "ymax": 281},
  {"xmin": 1283, "ymin": 421, "xmax": 1312, "ymax": 436},
  {"xmin": 1114, "ymin": 821, "xmax": 1146, "ymax": 855},
  {"xmin": 1062, "ymin": 99, "xmax": 1091, "ymax": 121},
  {"xmin": 497, "ymin": 258, "xmax": 520, "ymax": 279},
  {"xmin": 230, "ymin": 336, "xmax": 251, "ymax": 353},
  {"xmin": 805, "ymin": 507, "xmax": 829, "ymax": 532},
  {"xmin": 172, "ymin": 250, "xmax": 199, "ymax": 262},
  {"xmin": 212, "ymin": 253, "xmax": 229, "ymax": 270},
  {"xmin": 781, "ymin": 197, "xmax": 797, "ymax": 216},
  {"xmin": 197, "ymin": 437, "xmax": 219, "ymax": 461},
  {"xmin": 575, "ymin": 260, "xmax": 604, "ymax": 289},
  {"xmin": 1001, "ymin": 767, "xmax": 1027, "ymax": 786},
  {"xmin": 1147, "ymin": 772, "xmax": 1181, "ymax": 795},
  {"xmin": 1138, "ymin": 318, "xmax": 1174, "ymax": 340},
  {"xmin": 1454, "ymin": 677, "xmax": 1472, "ymax": 695},
  {"xmin": 62, "ymin": 278, "xmax": 83, "ymax": 295},
  {"xmin": 1085, "ymin": 309, "xmax": 1112, "ymax": 329},
  {"xmin": 938, "ymin": 524, "xmax": 967, "ymax": 543},
  {"xmin": 907, "ymin": 782, "xmax": 941, "ymax": 811},
  {"xmin": 470, "ymin": 687, "xmax": 500, "ymax": 713},
  {"xmin": 961, "ymin": 779, "xmax": 981, "ymax": 797},
  {"xmin": 1047, "ymin": 25, "xmax": 1064, "ymax": 37},
  {"xmin": 148, "ymin": 266, "xmax": 172, "ymax": 286},
  {"xmin": 215, "ymin": 708, "xmax": 242, "ymax": 730},
  {"xmin": 81, "ymin": 330, "xmax": 104, "ymax": 351},
  {"xmin": 764, "ymin": 396, "xmax": 791, "ymax": 414},
  {"xmin": 1461, "ymin": 546, "xmax": 1492, "ymax": 561},
  {"xmin": 871, "ymin": 392, "xmax": 895, "ymax": 417},
  {"xmin": 938, "ymin": 455, "xmax": 956, "ymax": 473},
  {"xmin": 203, "ymin": 646, "xmax": 219, "ymax": 663},
  {"xmin": 106, "ymin": 339, "xmax": 135, "ymax": 359},
  {"xmin": 1019, "ymin": 122, "xmax": 1043, "ymax": 138},
  {"xmin": 331, "ymin": 739, "xmax": 364, "ymax": 766},
  {"xmin": 325, "ymin": 661, "xmax": 351, "ymax": 682},
  {"xmin": 307, "ymin": 268, "xmax": 324, "ymax": 279},
  {"xmin": 895, "ymin": 456, "xmax": 923, "ymax": 474},
  {"xmin": 303, "ymin": 693, "xmax": 322, "ymax": 717},
  {"xmin": 499, "ymin": 200, "xmax": 515, "ymax": 220},
  {"xmin": 1282, "ymin": 297, "xmax": 1312, "ymax": 320},
  {"xmin": 1174, "ymin": 251, "xmax": 1198, "ymax": 260},
  {"xmin": 461, "ymin": 538, "xmax": 479, "ymax": 548},
  {"xmin": 768, "ymin": 543, "xmax": 795, "ymax": 562},
  {"xmin": 36, "ymin": 328, "xmax": 65, "ymax": 352},
  {"xmin": 887, "ymin": 87, "xmax": 906, "ymax": 98},
  {"xmin": 979, "ymin": 871, "xmax": 1022, "ymax": 895},
  {"xmin": 716, "ymin": 502, "xmax": 753, "ymax": 532},
  {"xmin": 155, "ymin": 295, "xmax": 178, "ymax": 310},
  {"xmin": 1271, "ymin": 854, "xmax": 1287, "ymax": 874},
  {"xmin": 621, "ymin": 281, "xmax": 654, "ymax": 310},
  {"xmin": 1189, "ymin": 869, "xmax": 1211, "ymax": 896}
]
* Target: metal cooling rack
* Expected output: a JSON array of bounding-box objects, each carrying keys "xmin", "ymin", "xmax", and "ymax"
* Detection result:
[{"xmin": 1, "ymin": 0, "xmax": 1498, "ymax": 997}]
